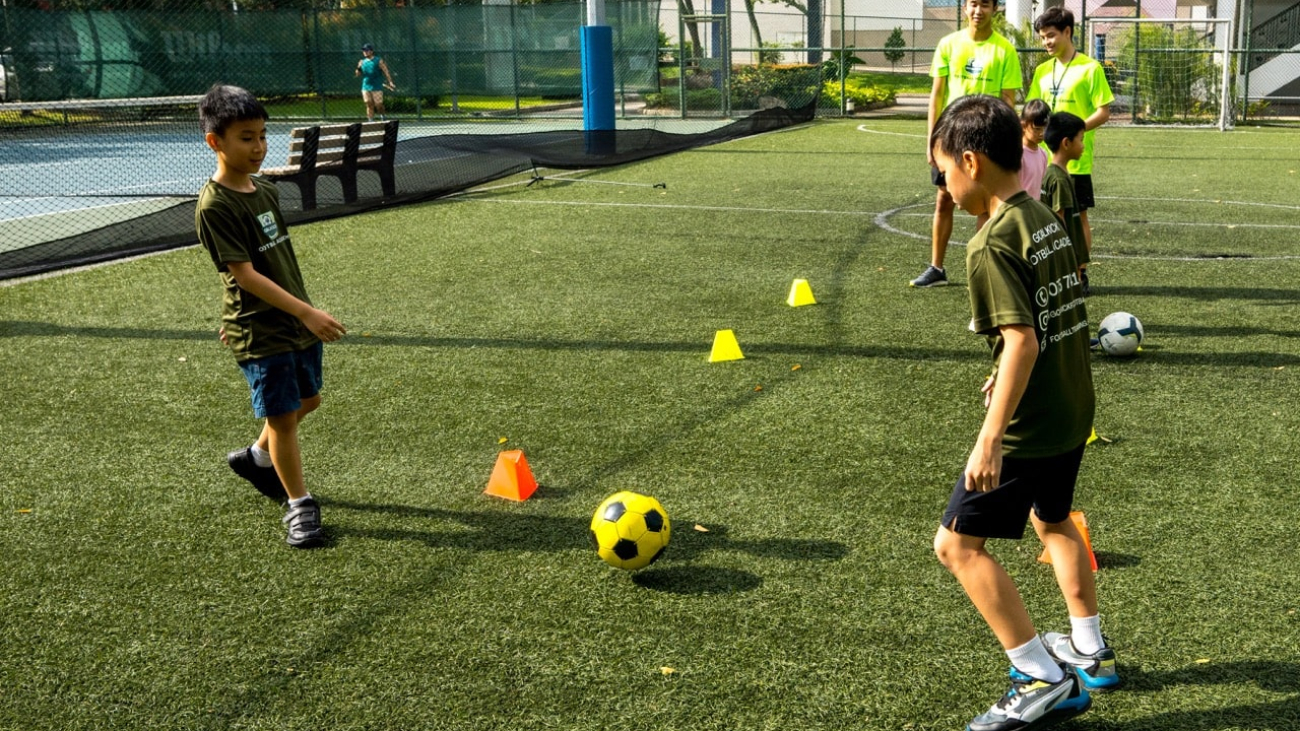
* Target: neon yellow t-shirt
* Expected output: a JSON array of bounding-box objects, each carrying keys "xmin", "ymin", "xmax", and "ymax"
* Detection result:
[
  {"xmin": 930, "ymin": 30, "xmax": 1023, "ymax": 111},
  {"xmin": 1027, "ymin": 53, "xmax": 1115, "ymax": 175}
]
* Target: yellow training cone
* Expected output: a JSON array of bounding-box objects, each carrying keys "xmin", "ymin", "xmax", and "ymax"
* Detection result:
[
  {"xmin": 708, "ymin": 329, "xmax": 744, "ymax": 362},
  {"xmin": 787, "ymin": 278, "xmax": 817, "ymax": 307}
]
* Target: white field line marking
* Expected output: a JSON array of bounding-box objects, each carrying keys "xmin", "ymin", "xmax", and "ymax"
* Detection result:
[
  {"xmin": 460, "ymin": 196, "xmax": 883, "ymax": 217},
  {"xmin": 469, "ymin": 197, "xmax": 1300, "ymax": 261},
  {"xmin": 890, "ymin": 211, "xmax": 1300, "ymax": 231},
  {"xmin": 0, "ymin": 176, "xmax": 207, "ymax": 207},
  {"xmin": 854, "ymin": 124, "xmax": 1300, "ymax": 151},
  {"xmin": 1096, "ymin": 195, "xmax": 1300, "ymax": 212},
  {"xmin": 0, "ymin": 196, "xmax": 184, "ymax": 223},
  {"xmin": 856, "ymin": 124, "xmax": 927, "ymax": 139}
]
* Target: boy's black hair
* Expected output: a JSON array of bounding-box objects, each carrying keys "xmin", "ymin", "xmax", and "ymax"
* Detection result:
[
  {"xmin": 930, "ymin": 95, "xmax": 1021, "ymax": 174},
  {"xmin": 1044, "ymin": 111, "xmax": 1087, "ymax": 152},
  {"xmin": 199, "ymin": 84, "xmax": 268, "ymax": 136},
  {"xmin": 1021, "ymin": 99, "xmax": 1051, "ymax": 127},
  {"xmin": 1033, "ymin": 7, "xmax": 1075, "ymax": 37}
]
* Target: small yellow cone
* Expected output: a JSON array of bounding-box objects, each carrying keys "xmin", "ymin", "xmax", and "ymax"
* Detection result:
[
  {"xmin": 787, "ymin": 278, "xmax": 816, "ymax": 307},
  {"xmin": 1087, "ymin": 427, "xmax": 1099, "ymax": 445},
  {"xmin": 708, "ymin": 329, "xmax": 744, "ymax": 362}
]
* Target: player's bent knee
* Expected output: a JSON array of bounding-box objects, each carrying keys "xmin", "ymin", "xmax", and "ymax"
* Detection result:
[
  {"xmin": 933, "ymin": 527, "xmax": 972, "ymax": 571},
  {"xmin": 298, "ymin": 394, "xmax": 322, "ymax": 416}
]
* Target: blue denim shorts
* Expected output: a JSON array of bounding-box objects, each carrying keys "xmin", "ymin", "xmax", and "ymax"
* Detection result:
[{"xmin": 238, "ymin": 342, "xmax": 324, "ymax": 418}]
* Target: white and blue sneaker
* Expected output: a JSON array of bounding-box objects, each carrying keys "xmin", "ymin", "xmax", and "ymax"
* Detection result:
[
  {"xmin": 1043, "ymin": 632, "xmax": 1121, "ymax": 692},
  {"xmin": 968, "ymin": 664, "xmax": 1091, "ymax": 731}
]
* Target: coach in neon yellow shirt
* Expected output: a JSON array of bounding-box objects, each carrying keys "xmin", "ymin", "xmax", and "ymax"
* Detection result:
[
  {"xmin": 912, "ymin": 0, "xmax": 1022, "ymax": 289},
  {"xmin": 1027, "ymin": 7, "xmax": 1114, "ymax": 292}
]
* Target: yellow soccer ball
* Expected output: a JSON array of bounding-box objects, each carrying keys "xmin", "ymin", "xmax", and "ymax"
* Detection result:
[{"xmin": 589, "ymin": 491, "xmax": 671, "ymax": 571}]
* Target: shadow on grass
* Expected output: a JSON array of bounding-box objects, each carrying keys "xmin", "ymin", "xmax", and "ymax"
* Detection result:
[
  {"xmin": 0, "ymin": 319, "xmax": 985, "ymax": 363},
  {"xmin": 631, "ymin": 566, "xmax": 762, "ymax": 594},
  {"xmin": 1150, "ymin": 323, "xmax": 1300, "ymax": 339},
  {"xmin": 326, "ymin": 498, "xmax": 847, "ymax": 575},
  {"xmin": 1085, "ymin": 660, "xmax": 1300, "ymax": 730},
  {"xmin": 1093, "ymin": 551, "xmax": 1141, "ymax": 569},
  {"xmin": 1094, "ymin": 285, "xmax": 1300, "ymax": 303}
]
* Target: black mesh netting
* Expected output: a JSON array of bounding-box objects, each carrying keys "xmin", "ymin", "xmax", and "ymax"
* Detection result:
[
  {"xmin": 0, "ymin": 0, "xmax": 822, "ymax": 280},
  {"xmin": 0, "ymin": 102, "xmax": 816, "ymax": 280}
]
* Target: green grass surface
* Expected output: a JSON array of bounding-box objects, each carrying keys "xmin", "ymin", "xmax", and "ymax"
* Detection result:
[
  {"xmin": 3, "ymin": 120, "xmax": 1300, "ymax": 730},
  {"xmin": 851, "ymin": 70, "xmax": 934, "ymax": 94}
]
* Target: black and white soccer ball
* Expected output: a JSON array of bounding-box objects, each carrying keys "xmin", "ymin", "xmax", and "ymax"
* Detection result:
[{"xmin": 1097, "ymin": 312, "xmax": 1144, "ymax": 357}]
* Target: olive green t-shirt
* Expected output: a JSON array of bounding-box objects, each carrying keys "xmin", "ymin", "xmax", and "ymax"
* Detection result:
[
  {"xmin": 966, "ymin": 191, "xmax": 1095, "ymax": 458},
  {"xmin": 195, "ymin": 177, "xmax": 319, "ymax": 362},
  {"xmin": 1040, "ymin": 163, "xmax": 1089, "ymax": 266}
]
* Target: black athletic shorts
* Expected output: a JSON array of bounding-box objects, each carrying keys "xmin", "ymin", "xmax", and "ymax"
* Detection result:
[
  {"xmin": 1070, "ymin": 174, "xmax": 1095, "ymax": 210},
  {"xmin": 940, "ymin": 442, "xmax": 1086, "ymax": 540},
  {"xmin": 931, "ymin": 166, "xmax": 946, "ymax": 188}
]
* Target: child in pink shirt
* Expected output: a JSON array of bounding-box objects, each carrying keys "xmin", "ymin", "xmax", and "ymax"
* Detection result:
[{"xmin": 1019, "ymin": 99, "xmax": 1050, "ymax": 197}]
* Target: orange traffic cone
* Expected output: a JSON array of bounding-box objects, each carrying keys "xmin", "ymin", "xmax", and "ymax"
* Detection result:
[
  {"xmin": 484, "ymin": 449, "xmax": 538, "ymax": 501},
  {"xmin": 1038, "ymin": 510, "xmax": 1098, "ymax": 571}
]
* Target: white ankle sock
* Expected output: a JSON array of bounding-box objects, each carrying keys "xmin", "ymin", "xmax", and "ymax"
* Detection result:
[
  {"xmin": 1070, "ymin": 615, "xmax": 1104, "ymax": 655},
  {"xmin": 1007, "ymin": 636, "xmax": 1064, "ymax": 683},
  {"xmin": 250, "ymin": 443, "xmax": 272, "ymax": 468}
]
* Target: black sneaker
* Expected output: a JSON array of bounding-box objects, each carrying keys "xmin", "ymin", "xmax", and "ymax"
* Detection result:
[
  {"xmin": 227, "ymin": 447, "xmax": 287, "ymax": 504},
  {"xmin": 283, "ymin": 498, "xmax": 324, "ymax": 548},
  {"xmin": 910, "ymin": 265, "xmax": 948, "ymax": 288}
]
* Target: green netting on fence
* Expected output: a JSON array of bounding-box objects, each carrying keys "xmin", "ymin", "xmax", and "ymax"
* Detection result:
[{"xmin": 0, "ymin": 3, "xmax": 660, "ymax": 105}]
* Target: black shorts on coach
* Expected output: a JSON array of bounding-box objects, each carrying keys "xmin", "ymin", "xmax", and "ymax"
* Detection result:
[{"xmin": 940, "ymin": 442, "xmax": 1087, "ymax": 540}]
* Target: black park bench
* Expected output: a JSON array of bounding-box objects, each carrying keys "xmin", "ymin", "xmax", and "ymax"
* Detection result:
[{"xmin": 261, "ymin": 120, "xmax": 399, "ymax": 210}]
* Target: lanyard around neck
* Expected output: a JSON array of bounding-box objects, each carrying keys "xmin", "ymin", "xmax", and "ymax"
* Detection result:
[{"xmin": 1051, "ymin": 52, "xmax": 1077, "ymax": 108}]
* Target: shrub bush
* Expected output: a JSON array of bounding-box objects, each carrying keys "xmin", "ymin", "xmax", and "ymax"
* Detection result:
[
  {"xmin": 819, "ymin": 78, "xmax": 895, "ymax": 110},
  {"xmin": 384, "ymin": 95, "xmax": 441, "ymax": 113},
  {"xmin": 729, "ymin": 64, "xmax": 820, "ymax": 109}
]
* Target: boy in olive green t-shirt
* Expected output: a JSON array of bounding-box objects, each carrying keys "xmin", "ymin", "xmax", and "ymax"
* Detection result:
[
  {"xmin": 929, "ymin": 95, "xmax": 1119, "ymax": 731},
  {"xmin": 1042, "ymin": 112, "xmax": 1090, "ymax": 276},
  {"xmin": 1027, "ymin": 7, "xmax": 1115, "ymax": 291},
  {"xmin": 196, "ymin": 84, "xmax": 346, "ymax": 548}
]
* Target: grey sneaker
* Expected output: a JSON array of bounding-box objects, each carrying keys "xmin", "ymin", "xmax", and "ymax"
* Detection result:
[
  {"xmin": 968, "ymin": 665, "xmax": 1091, "ymax": 731},
  {"xmin": 227, "ymin": 447, "xmax": 287, "ymax": 504},
  {"xmin": 910, "ymin": 265, "xmax": 948, "ymax": 288},
  {"xmin": 1044, "ymin": 632, "xmax": 1120, "ymax": 692},
  {"xmin": 283, "ymin": 498, "xmax": 324, "ymax": 548}
]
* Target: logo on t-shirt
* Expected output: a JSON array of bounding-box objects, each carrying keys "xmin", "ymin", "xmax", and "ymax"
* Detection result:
[
  {"xmin": 963, "ymin": 58, "xmax": 986, "ymax": 80},
  {"xmin": 257, "ymin": 211, "xmax": 279, "ymax": 240}
]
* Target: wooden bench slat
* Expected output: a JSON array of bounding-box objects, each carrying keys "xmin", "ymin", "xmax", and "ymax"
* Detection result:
[{"xmin": 264, "ymin": 120, "xmax": 398, "ymax": 210}]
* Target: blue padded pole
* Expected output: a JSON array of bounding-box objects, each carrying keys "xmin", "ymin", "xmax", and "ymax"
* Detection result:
[{"xmin": 581, "ymin": 9, "xmax": 615, "ymax": 154}]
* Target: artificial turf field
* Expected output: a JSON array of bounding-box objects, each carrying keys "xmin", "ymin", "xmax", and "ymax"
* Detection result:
[{"xmin": 2, "ymin": 118, "xmax": 1299, "ymax": 730}]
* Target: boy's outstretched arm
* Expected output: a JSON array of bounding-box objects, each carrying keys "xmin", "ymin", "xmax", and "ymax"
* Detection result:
[
  {"xmin": 965, "ymin": 324, "xmax": 1037, "ymax": 493},
  {"xmin": 227, "ymin": 261, "xmax": 346, "ymax": 343}
]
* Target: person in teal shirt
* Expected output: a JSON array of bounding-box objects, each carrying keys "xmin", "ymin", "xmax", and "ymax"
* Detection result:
[
  {"xmin": 355, "ymin": 42, "xmax": 396, "ymax": 122},
  {"xmin": 1027, "ymin": 8, "xmax": 1115, "ymax": 294}
]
